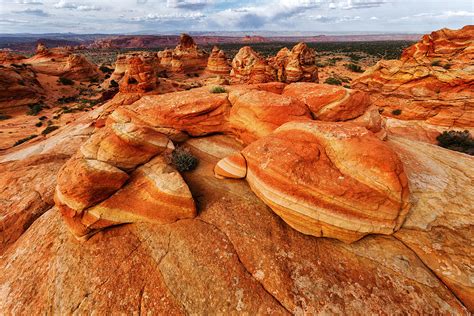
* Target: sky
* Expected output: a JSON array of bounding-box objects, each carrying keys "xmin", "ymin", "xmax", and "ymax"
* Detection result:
[{"xmin": 0, "ymin": 0, "xmax": 472, "ymax": 34}]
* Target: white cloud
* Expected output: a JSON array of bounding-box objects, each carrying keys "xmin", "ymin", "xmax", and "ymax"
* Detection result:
[
  {"xmin": 54, "ymin": 0, "xmax": 101, "ymax": 11},
  {"xmin": 15, "ymin": 0, "xmax": 43, "ymax": 4},
  {"xmin": 12, "ymin": 8, "xmax": 49, "ymax": 16}
]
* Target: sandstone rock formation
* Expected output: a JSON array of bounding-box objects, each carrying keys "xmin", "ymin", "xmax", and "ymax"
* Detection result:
[
  {"xmin": 0, "ymin": 132, "xmax": 471, "ymax": 313},
  {"xmin": 114, "ymin": 52, "xmax": 160, "ymax": 93},
  {"xmin": 0, "ymin": 64, "xmax": 44, "ymax": 112},
  {"xmin": 283, "ymin": 82, "xmax": 371, "ymax": 121},
  {"xmin": 23, "ymin": 43, "xmax": 101, "ymax": 81},
  {"xmin": 352, "ymin": 25, "xmax": 474, "ymax": 128},
  {"xmin": 0, "ymin": 51, "xmax": 26, "ymax": 64},
  {"xmin": 158, "ymin": 33, "xmax": 208, "ymax": 73},
  {"xmin": 230, "ymin": 46, "xmax": 276, "ymax": 84},
  {"xmin": 270, "ymin": 42, "xmax": 319, "ymax": 83},
  {"xmin": 217, "ymin": 121, "xmax": 410, "ymax": 243},
  {"xmin": 206, "ymin": 46, "xmax": 231, "ymax": 75}
]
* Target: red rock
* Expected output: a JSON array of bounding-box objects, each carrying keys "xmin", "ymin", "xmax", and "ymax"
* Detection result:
[
  {"xmin": 283, "ymin": 82, "xmax": 371, "ymax": 121},
  {"xmin": 270, "ymin": 42, "xmax": 319, "ymax": 83},
  {"xmin": 230, "ymin": 46, "xmax": 276, "ymax": 84},
  {"xmin": 158, "ymin": 33, "xmax": 208, "ymax": 73},
  {"xmin": 352, "ymin": 26, "xmax": 474, "ymax": 128},
  {"xmin": 206, "ymin": 46, "xmax": 231, "ymax": 75}
]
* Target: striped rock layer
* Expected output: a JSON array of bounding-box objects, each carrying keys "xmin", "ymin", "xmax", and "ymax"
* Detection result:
[
  {"xmin": 218, "ymin": 120, "xmax": 410, "ymax": 243},
  {"xmin": 206, "ymin": 46, "xmax": 231, "ymax": 75},
  {"xmin": 270, "ymin": 42, "xmax": 319, "ymax": 83},
  {"xmin": 54, "ymin": 122, "xmax": 195, "ymax": 240},
  {"xmin": 55, "ymin": 83, "xmax": 389, "ymax": 241},
  {"xmin": 352, "ymin": 25, "xmax": 474, "ymax": 128}
]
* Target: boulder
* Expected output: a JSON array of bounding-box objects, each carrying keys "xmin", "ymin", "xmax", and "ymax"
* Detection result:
[{"xmin": 218, "ymin": 121, "xmax": 410, "ymax": 243}]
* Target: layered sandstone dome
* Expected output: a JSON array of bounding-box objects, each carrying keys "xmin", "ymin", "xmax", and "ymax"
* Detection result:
[
  {"xmin": 114, "ymin": 52, "xmax": 161, "ymax": 93},
  {"xmin": 206, "ymin": 46, "xmax": 231, "ymax": 75},
  {"xmin": 230, "ymin": 46, "xmax": 277, "ymax": 84},
  {"xmin": 270, "ymin": 42, "xmax": 319, "ymax": 83},
  {"xmin": 158, "ymin": 33, "xmax": 208, "ymax": 73},
  {"xmin": 23, "ymin": 43, "xmax": 101, "ymax": 81},
  {"xmin": 353, "ymin": 25, "xmax": 474, "ymax": 128},
  {"xmin": 217, "ymin": 121, "xmax": 410, "ymax": 243},
  {"xmin": 54, "ymin": 83, "xmax": 392, "ymax": 241}
]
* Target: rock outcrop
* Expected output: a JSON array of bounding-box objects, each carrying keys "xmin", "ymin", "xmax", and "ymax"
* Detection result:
[
  {"xmin": 352, "ymin": 25, "xmax": 474, "ymax": 128},
  {"xmin": 115, "ymin": 52, "xmax": 161, "ymax": 93},
  {"xmin": 230, "ymin": 46, "xmax": 276, "ymax": 84},
  {"xmin": 23, "ymin": 43, "xmax": 101, "ymax": 81},
  {"xmin": 0, "ymin": 132, "xmax": 471, "ymax": 314},
  {"xmin": 206, "ymin": 46, "xmax": 231, "ymax": 75},
  {"xmin": 217, "ymin": 121, "xmax": 410, "ymax": 243},
  {"xmin": 158, "ymin": 33, "xmax": 208, "ymax": 73},
  {"xmin": 0, "ymin": 64, "xmax": 44, "ymax": 112},
  {"xmin": 270, "ymin": 42, "xmax": 319, "ymax": 83}
]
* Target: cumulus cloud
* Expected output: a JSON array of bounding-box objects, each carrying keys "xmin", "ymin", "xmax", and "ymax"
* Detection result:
[
  {"xmin": 398, "ymin": 10, "xmax": 474, "ymax": 20},
  {"xmin": 54, "ymin": 0, "xmax": 101, "ymax": 11},
  {"xmin": 167, "ymin": 0, "xmax": 210, "ymax": 10},
  {"xmin": 15, "ymin": 0, "xmax": 43, "ymax": 4},
  {"xmin": 130, "ymin": 12, "xmax": 206, "ymax": 22},
  {"xmin": 329, "ymin": 0, "xmax": 387, "ymax": 10},
  {"xmin": 12, "ymin": 8, "xmax": 50, "ymax": 16}
]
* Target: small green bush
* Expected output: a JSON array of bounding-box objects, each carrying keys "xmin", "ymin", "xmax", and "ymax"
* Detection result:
[
  {"xmin": 211, "ymin": 86, "xmax": 227, "ymax": 93},
  {"xmin": 14, "ymin": 135, "xmax": 37, "ymax": 146},
  {"xmin": 436, "ymin": 130, "xmax": 474, "ymax": 155},
  {"xmin": 324, "ymin": 77, "xmax": 342, "ymax": 86},
  {"xmin": 392, "ymin": 109, "xmax": 402, "ymax": 116},
  {"xmin": 41, "ymin": 125, "xmax": 59, "ymax": 135},
  {"xmin": 170, "ymin": 147, "xmax": 199, "ymax": 172},
  {"xmin": 431, "ymin": 60, "xmax": 442, "ymax": 67},
  {"xmin": 27, "ymin": 103, "xmax": 44, "ymax": 116},
  {"xmin": 443, "ymin": 63, "xmax": 451, "ymax": 70},
  {"xmin": 345, "ymin": 63, "xmax": 364, "ymax": 73},
  {"xmin": 0, "ymin": 114, "xmax": 12, "ymax": 120},
  {"xmin": 35, "ymin": 121, "xmax": 43, "ymax": 127},
  {"xmin": 99, "ymin": 65, "xmax": 113, "ymax": 74},
  {"xmin": 109, "ymin": 79, "xmax": 119, "ymax": 88},
  {"xmin": 39, "ymin": 115, "xmax": 47, "ymax": 121},
  {"xmin": 58, "ymin": 77, "xmax": 74, "ymax": 85}
]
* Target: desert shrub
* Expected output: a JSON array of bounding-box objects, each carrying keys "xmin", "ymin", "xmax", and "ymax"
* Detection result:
[
  {"xmin": 431, "ymin": 60, "xmax": 442, "ymax": 67},
  {"xmin": 14, "ymin": 135, "xmax": 37, "ymax": 146},
  {"xmin": 41, "ymin": 125, "xmax": 59, "ymax": 135},
  {"xmin": 315, "ymin": 62, "xmax": 326, "ymax": 67},
  {"xmin": 391, "ymin": 109, "xmax": 402, "ymax": 116},
  {"xmin": 99, "ymin": 65, "xmax": 113, "ymax": 74},
  {"xmin": 57, "ymin": 96, "xmax": 77, "ymax": 104},
  {"xmin": 443, "ymin": 63, "xmax": 451, "ymax": 70},
  {"xmin": 58, "ymin": 77, "xmax": 74, "ymax": 85},
  {"xmin": 35, "ymin": 121, "xmax": 43, "ymax": 127},
  {"xmin": 324, "ymin": 77, "xmax": 342, "ymax": 86},
  {"xmin": 109, "ymin": 79, "xmax": 119, "ymax": 88},
  {"xmin": 39, "ymin": 115, "xmax": 47, "ymax": 121},
  {"xmin": 211, "ymin": 86, "xmax": 227, "ymax": 93},
  {"xmin": 27, "ymin": 103, "xmax": 44, "ymax": 116},
  {"xmin": 170, "ymin": 147, "xmax": 199, "ymax": 172},
  {"xmin": 436, "ymin": 130, "xmax": 474, "ymax": 155},
  {"xmin": 345, "ymin": 63, "xmax": 364, "ymax": 73},
  {"xmin": 0, "ymin": 114, "xmax": 12, "ymax": 120}
]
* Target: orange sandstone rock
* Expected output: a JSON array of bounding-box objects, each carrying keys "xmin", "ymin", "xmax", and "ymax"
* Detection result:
[
  {"xmin": 206, "ymin": 46, "xmax": 231, "ymax": 75},
  {"xmin": 271, "ymin": 42, "xmax": 319, "ymax": 83},
  {"xmin": 230, "ymin": 46, "xmax": 276, "ymax": 84}
]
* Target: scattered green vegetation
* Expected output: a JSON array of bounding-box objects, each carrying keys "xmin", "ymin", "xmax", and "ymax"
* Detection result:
[
  {"xmin": 109, "ymin": 79, "xmax": 119, "ymax": 88},
  {"xmin": 436, "ymin": 130, "xmax": 474, "ymax": 155},
  {"xmin": 39, "ymin": 115, "xmax": 47, "ymax": 121},
  {"xmin": 210, "ymin": 86, "xmax": 227, "ymax": 93},
  {"xmin": 345, "ymin": 63, "xmax": 364, "ymax": 73},
  {"xmin": 58, "ymin": 77, "xmax": 74, "ymax": 85},
  {"xmin": 35, "ymin": 121, "xmax": 43, "ymax": 127},
  {"xmin": 14, "ymin": 134, "xmax": 37, "ymax": 146},
  {"xmin": 392, "ymin": 109, "xmax": 402, "ymax": 116},
  {"xmin": 41, "ymin": 125, "xmax": 59, "ymax": 135},
  {"xmin": 431, "ymin": 60, "xmax": 442, "ymax": 67},
  {"xmin": 27, "ymin": 103, "xmax": 44, "ymax": 116},
  {"xmin": 0, "ymin": 114, "xmax": 12, "ymax": 120},
  {"xmin": 170, "ymin": 147, "xmax": 199, "ymax": 172},
  {"xmin": 58, "ymin": 96, "xmax": 78, "ymax": 104},
  {"xmin": 324, "ymin": 77, "xmax": 342, "ymax": 86},
  {"xmin": 99, "ymin": 65, "xmax": 113, "ymax": 74},
  {"xmin": 443, "ymin": 63, "xmax": 452, "ymax": 70}
]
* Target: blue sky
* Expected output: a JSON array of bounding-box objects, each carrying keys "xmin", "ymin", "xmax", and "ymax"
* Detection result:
[{"xmin": 0, "ymin": 0, "xmax": 472, "ymax": 34}]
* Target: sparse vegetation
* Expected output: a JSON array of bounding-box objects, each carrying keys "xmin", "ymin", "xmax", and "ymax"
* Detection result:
[
  {"xmin": 128, "ymin": 77, "xmax": 138, "ymax": 84},
  {"xmin": 170, "ymin": 147, "xmax": 199, "ymax": 172},
  {"xmin": 99, "ymin": 65, "xmax": 113, "ymax": 74},
  {"xmin": 41, "ymin": 125, "xmax": 59, "ymax": 135},
  {"xmin": 27, "ymin": 103, "xmax": 44, "ymax": 116},
  {"xmin": 443, "ymin": 63, "xmax": 452, "ymax": 70},
  {"xmin": 345, "ymin": 63, "xmax": 364, "ymax": 73},
  {"xmin": 58, "ymin": 77, "xmax": 74, "ymax": 85},
  {"xmin": 431, "ymin": 60, "xmax": 442, "ymax": 67},
  {"xmin": 109, "ymin": 79, "xmax": 119, "ymax": 88},
  {"xmin": 35, "ymin": 121, "xmax": 43, "ymax": 127},
  {"xmin": 0, "ymin": 114, "xmax": 12, "ymax": 120},
  {"xmin": 58, "ymin": 96, "xmax": 78, "ymax": 104},
  {"xmin": 436, "ymin": 130, "xmax": 474, "ymax": 155},
  {"xmin": 324, "ymin": 77, "xmax": 342, "ymax": 86},
  {"xmin": 210, "ymin": 86, "xmax": 227, "ymax": 93},
  {"xmin": 392, "ymin": 109, "xmax": 402, "ymax": 116},
  {"xmin": 14, "ymin": 134, "xmax": 37, "ymax": 146}
]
